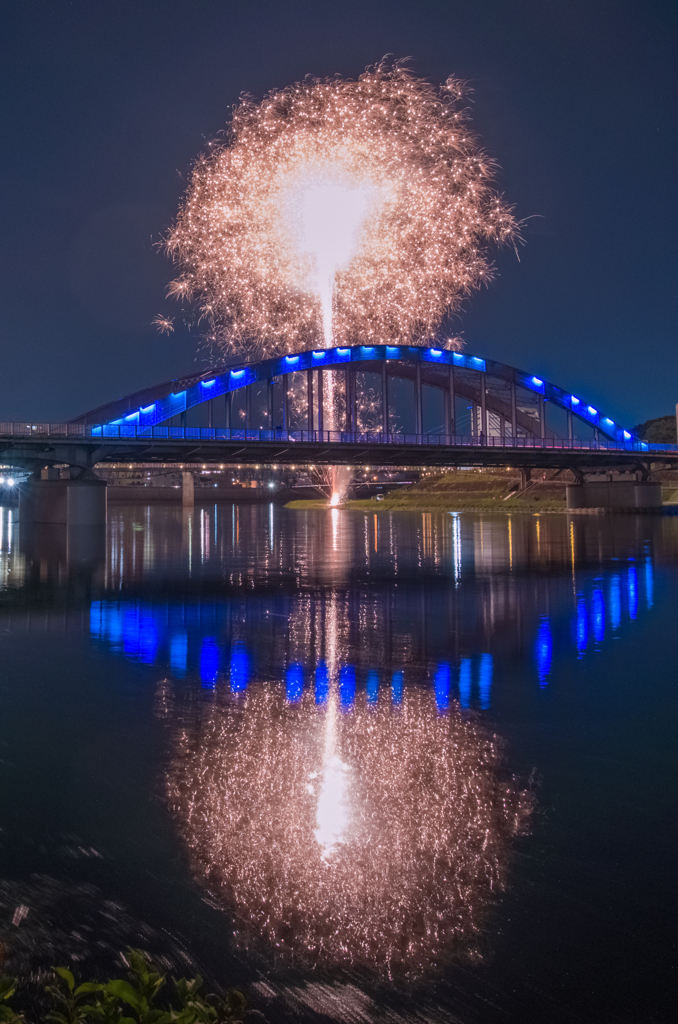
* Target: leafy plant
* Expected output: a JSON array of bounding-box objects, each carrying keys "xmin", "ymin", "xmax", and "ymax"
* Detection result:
[
  {"xmin": 0, "ymin": 976, "xmax": 23, "ymax": 1024},
  {"xmin": 0, "ymin": 951, "xmax": 249, "ymax": 1024}
]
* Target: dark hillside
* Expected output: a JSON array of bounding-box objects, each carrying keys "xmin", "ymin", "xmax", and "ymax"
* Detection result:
[{"xmin": 632, "ymin": 415, "xmax": 676, "ymax": 443}]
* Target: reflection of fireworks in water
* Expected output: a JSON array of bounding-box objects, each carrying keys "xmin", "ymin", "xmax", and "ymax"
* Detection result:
[
  {"xmin": 167, "ymin": 684, "xmax": 531, "ymax": 974},
  {"xmin": 165, "ymin": 61, "xmax": 516, "ymax": 358}
]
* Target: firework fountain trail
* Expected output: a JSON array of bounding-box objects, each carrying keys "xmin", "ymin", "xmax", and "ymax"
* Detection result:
[{"xmin": 165, "ymin": 61, "xmax": 518, "ymax": 496}]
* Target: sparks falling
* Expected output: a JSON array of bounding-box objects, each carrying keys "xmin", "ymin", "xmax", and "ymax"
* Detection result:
[{"xmin": 165, "ymin": 62, "xmax": 517, "ymax": 358}]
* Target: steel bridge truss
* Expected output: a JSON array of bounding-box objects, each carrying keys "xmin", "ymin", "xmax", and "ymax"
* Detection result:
[{"xmin": 72, "ymin": 344, "xmax": 639, "ymax": 447}]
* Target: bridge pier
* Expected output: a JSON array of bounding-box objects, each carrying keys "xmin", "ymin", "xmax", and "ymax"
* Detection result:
[
  {"xmin": 19, "ymin": 470, "xmax": 107, "ymax": 526},
  {"xmin": 182, "ymin": 471, "xmax": 195, "ymax": 507}
]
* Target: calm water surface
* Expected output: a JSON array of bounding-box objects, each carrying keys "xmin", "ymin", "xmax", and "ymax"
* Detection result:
[{"xmin": 0, "ymin": 503, "xmax": 675, "ymax": 1023}]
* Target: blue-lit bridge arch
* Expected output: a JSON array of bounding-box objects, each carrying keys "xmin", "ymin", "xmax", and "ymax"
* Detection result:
[{"xmin": 73, "ymin": 343, "xmax": 634, "ymax": 445}]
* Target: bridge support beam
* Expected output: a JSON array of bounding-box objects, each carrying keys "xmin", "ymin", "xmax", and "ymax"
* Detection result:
[
  {"xmin": 307, "ymin": 369, "xmax": 314, "ymax": 431},
  {"xmin": 317, "ymin": 370, "xmax": 324, "ymax": 432},
  {"xmin": 448, "ymin": 364, "xmax": 455, "ymax": 436},
  {"xmin": 415, "ymin": 362, "xmax": 422, "ymax": 435},
  {"xmin": 566, "ymin": 477, "xmax": 662, "ymax": 510},
  {"xmin": 348, "ymin": 367, "xmax": 356, "ymax": 432},
  {"xmin": 539, "ymin": 395, "xmax": 545, "ymax": 439}
]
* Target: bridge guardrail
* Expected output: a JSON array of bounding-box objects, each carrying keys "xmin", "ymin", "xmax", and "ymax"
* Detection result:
[
  {"xmin": 0, "ymin": 422, "xmax": 88, "ymax": 438},
  {"xmin": 0, "ymin": 422, "xmax": 676, "ymax": 454}
]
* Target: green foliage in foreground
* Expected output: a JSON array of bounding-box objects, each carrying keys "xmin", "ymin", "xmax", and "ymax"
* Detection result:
[{"xmin": 0, "ymin": 950, "xmax": 248, "ymax": 1024}]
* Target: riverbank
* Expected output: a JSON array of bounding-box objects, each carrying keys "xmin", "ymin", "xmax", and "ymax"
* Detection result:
[{"xmin": 287, "ymin": 469, "xmax": 569, "ymax": 513}]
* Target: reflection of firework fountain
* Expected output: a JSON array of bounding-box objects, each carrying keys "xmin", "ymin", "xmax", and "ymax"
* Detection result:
[
  {"xmin": 167, "ymin": 684, "xmax": 531, "ymax": 974},
  {"xmin": 165, "ymin": 62, "xmax": 517, "ymax": 504}
]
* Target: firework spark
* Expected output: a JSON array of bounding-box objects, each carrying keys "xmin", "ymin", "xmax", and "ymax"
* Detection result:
[
  {"xmin": 152, "ymin": 314, "xmax": 175, "ymax": 335},
  {"xmin": 166, "ymin": 62, "xmax": 517, "ymax": 358},
  {"xmin": 167, "ymin": 683, "xmax": 531, "ymax": 974}
]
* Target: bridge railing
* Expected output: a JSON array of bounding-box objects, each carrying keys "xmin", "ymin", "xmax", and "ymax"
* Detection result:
[
  {"xmin": 0, "ymin": 422, "xmax": 676, "ymax": 453},
  {"xmin": 0, "ymin": 422, "xmax": 89, "ymax": 438}
]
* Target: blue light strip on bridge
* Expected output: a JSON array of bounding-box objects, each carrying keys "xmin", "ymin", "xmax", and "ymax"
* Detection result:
[{"xmin": 94, "ymin": 343, "xmax": 635, "ymax": 443}]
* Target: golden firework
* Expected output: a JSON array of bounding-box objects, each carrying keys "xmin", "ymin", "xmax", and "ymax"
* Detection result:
[{"xmin": 165, "ymin": 62, "xmax": 517, "ymax": 358}]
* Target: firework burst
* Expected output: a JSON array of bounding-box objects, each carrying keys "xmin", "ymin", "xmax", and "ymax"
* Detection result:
[
  {"xmin": 152, "ymin": 314, "xmax": 175, "ymax": 335},
  {"xmin": 165, "ymin": 62, "xmax": 517, "ymax": 358}
]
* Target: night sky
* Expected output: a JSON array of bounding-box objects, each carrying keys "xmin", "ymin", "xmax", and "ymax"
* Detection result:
[{"xmin": 1, "ymin": 0, "xmax": 676, "ymax": 427}]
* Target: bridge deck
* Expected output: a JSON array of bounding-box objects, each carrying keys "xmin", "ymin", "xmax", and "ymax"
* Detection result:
[{"xmin": 1, "ymin": 423, "xmax": 677, "ymax": 470}]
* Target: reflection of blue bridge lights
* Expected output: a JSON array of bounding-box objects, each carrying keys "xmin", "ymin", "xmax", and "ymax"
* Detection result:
[
  {"xmin": 285, "ymin": 663, "xmax": 304, "ymax": 703},
  {"xmin": 592, "ymin": 587, "xmax": 605, "ymax": 643},
  {"xmin": 610, "ymin": 576, "xmax": 621, "ymax": 631},
  {"xmin": 459, "ymin": 659, "xmax": 472, "ymax": 709},
  {"xmin": 628, "ymin": 566, "xmax": 638, "ymax": 620},
  {"xmin": 645, "ymin": 559, "xmax": 654, "ymax": 608},
  {"xmin": 534, "ymin": 618, "xmax": 552, "ymax": 687},
  {"xmin": 479, "ymin": 654, "xmax": 493, "ymax": 708},
  {"xmin": 434, "ymin": 663, "xmax": 450, "ymax": 711},
  {"xmin": 576, "ymin": 598, "xmax": 588, "ymax": 657},
  {"xmin": 231, "ymin": 645, "xmax": 250, "ymax": 693},
  {"xmin": 366, "ymin": 669, "xmax": 379, "ymax": 705},
  {"xmin": 315, "ymin": 662, "xmax": 329, "ymax": 705},
  {"xmin": 138, "ymin": 611, "xmax": 158, "ymax": 664},
  {"xmin": 123, "ymin": 608, "xmax": 140, "ymax": 657},
  {"xmin": 89, "ymin": 561, "xmax": 656, "ymax": 713},
  {"xmin": 340, "ymin": 665, "xmax": 356, "ymax": 709},
  {"xmin": 170, "ymin": 632, "xmax": 188, "ymax": 677},
  {"xmin": 200, "ymin": 637, "xmax": 219, "ymax": 688}
]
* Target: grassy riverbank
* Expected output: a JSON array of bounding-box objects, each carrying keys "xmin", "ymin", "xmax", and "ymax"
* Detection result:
[{"xmin": 287, "ymin": 469, "xmax": 568, "ymax": 513}]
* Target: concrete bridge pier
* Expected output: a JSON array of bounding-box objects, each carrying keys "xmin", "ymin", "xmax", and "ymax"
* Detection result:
[
  {"xmin": 182, "ymin": 471, "xmax": 194, "ymax": 507},
  {"xmin": 19, "ymin": 469, "xmax": 107, "ymax": 526},
  {"xmin": 67, "ymin": 474, "xmax": 107, "ymax": 526},
  {"xmin": 19, "ymin": 474, "xmax": 69, "ymax": 525},
  {"xmin": 566, "ymin": 473, "xmax": 662, "ymax": 510}
]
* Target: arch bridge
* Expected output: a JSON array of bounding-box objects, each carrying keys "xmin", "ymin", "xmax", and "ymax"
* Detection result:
[
  {"xmin": 2, "ymin": 344, "xmax": 676, "ymax": 519},
  {"xmin": 64, "ymin": 342, "xmax": 673, "ymax": 474}
]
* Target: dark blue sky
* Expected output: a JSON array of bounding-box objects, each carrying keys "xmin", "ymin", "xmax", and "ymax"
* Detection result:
[{"xmin": 1, "ymin": 0, "xmax": 676, "ymax": 426}]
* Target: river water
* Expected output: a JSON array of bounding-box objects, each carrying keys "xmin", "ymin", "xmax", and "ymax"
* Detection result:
[{"xmin": 0, "ymin": 503, "xmax": 675, "ymax": 1023}]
